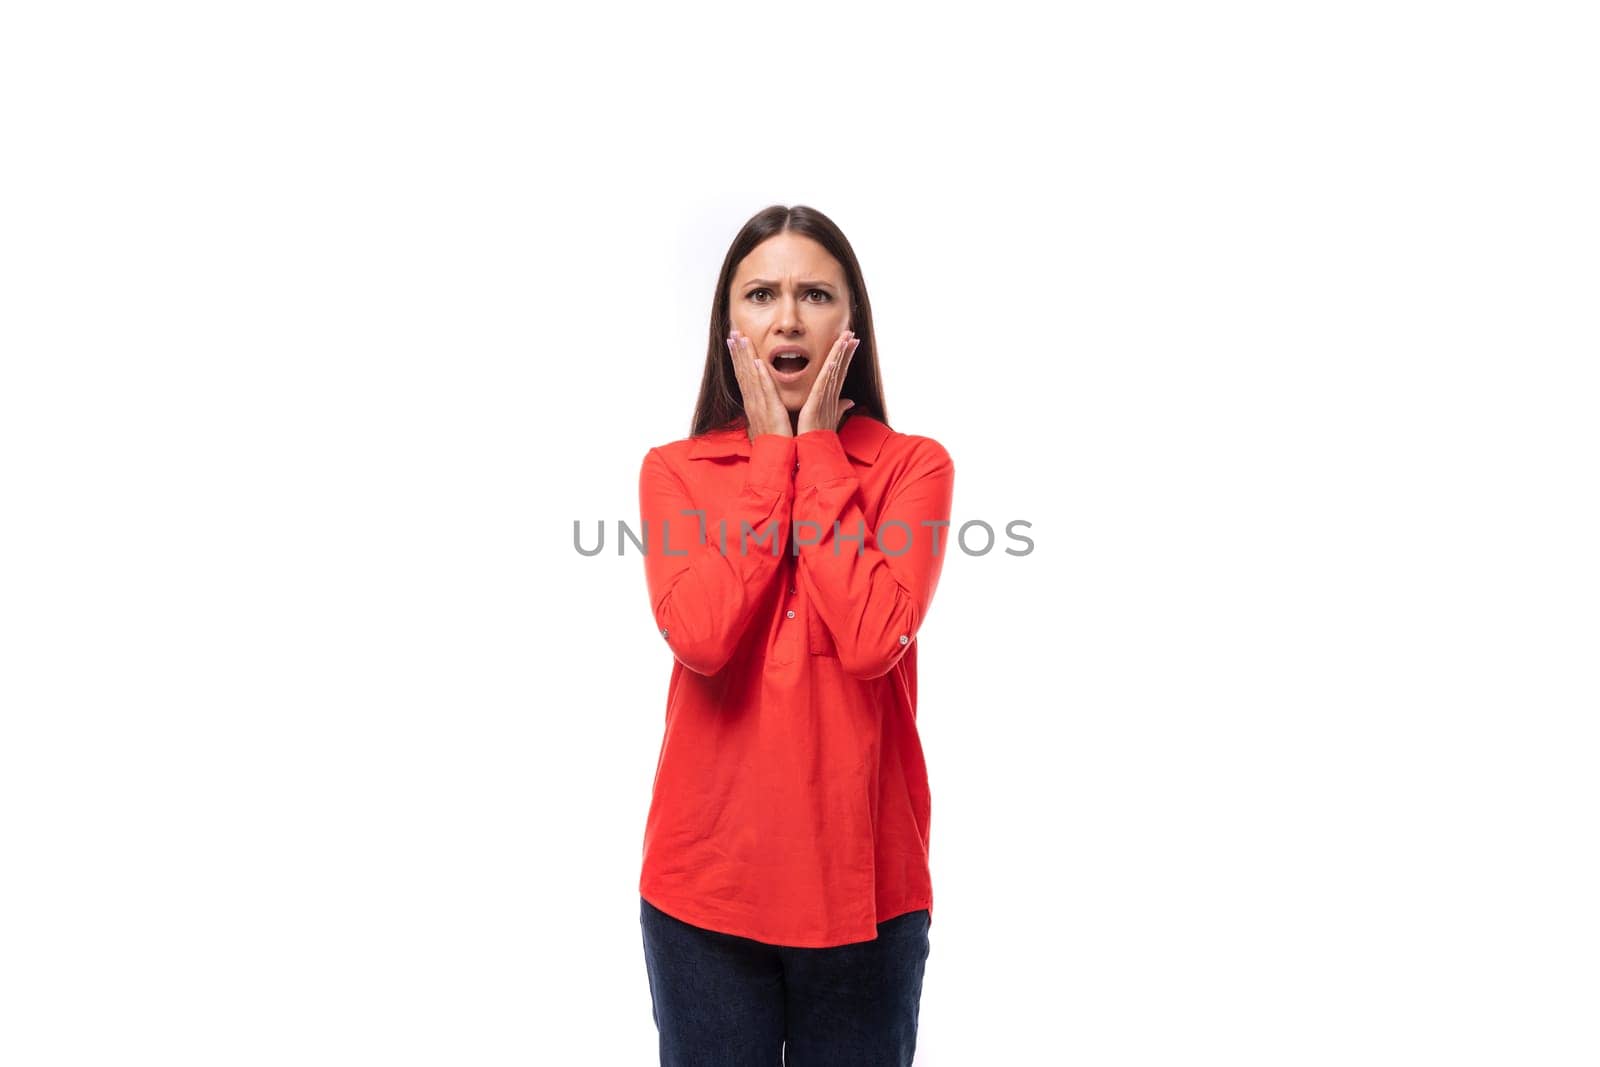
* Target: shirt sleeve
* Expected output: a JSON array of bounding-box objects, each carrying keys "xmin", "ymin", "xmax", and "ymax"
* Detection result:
[
  {"xmin": 639, "ymin": 435, "xmax": 797, "ymax": 676},
  {"xmin": 792, "ymin": 430, "xmax": 955, "ymax": 679}
]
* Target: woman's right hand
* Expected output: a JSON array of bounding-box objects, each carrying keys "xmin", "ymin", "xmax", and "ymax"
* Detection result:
[{"xmin": 727, "ymin": 329, "xmax": 793, "ymax": 441}]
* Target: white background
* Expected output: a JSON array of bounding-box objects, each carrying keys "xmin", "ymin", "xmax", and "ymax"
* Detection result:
[{"xmin": 3, "ymin": 2, "xmax": 1596, "ymax": 1064}]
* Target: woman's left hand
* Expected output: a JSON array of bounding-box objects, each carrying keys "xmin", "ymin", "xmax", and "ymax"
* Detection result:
[{"xmin": 796, "ymin": 330, "xmax": 861, "ymax": 435}]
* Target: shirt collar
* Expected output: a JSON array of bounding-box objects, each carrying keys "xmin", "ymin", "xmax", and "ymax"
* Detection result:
[{"xmin": 687, "ymin": 413, "xmax": 891, "ymax": 465}]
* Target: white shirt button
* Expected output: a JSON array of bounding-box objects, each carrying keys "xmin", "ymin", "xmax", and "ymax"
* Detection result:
[
  {"xmin": 786, "ymin": 610, "xmax": 796, "ymax": 619},
  {"xmin": 899, "ymin": 634, "xmax": 909, "ymax": 645},
  {"xmin": 661, "ymin": 627, "xmax": 669, "ymax": 637}
]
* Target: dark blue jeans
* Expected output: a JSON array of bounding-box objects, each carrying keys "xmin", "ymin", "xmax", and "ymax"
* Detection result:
[{"xmin": 640, "ymin": 897, "xmax": 931, "ymax": 1066}]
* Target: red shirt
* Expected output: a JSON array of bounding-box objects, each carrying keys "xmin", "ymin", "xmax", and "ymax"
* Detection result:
[{"xmin": 636, "ymin": 412, "xmax": 955, "ymax": 947}]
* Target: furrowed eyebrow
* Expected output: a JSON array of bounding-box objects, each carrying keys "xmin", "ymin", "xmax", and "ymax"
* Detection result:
[{"xmin": 742, "ymin": 278, "xmax": 838, "ymax": 290}]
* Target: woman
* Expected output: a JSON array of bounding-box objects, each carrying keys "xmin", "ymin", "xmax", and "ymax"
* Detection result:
[{"xmin": 636, "ymin": 204, "xmax": 955, "ymax": 1066}]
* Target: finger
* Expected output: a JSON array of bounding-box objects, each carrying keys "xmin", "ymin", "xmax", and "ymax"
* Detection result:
[
  {"xmin": 831, "ymin": 340, "xmax": 856, "ymax": 418},
  {"xmin": 807, "ymin": 349, "xmax": 839, "ymax": 429},
  {"xmin": 838, "ymin": 339, "xmax": 859, "ymax": 402},
  {"xmin": 730, "ymin": 335, "xmax": 763, "ymax": 421},
  {"xmin": 752, "ymin": 355, "xmax": 784, "ymax": 411},
  {"xmin": 739, "ymin": 337, "xmax": 763, "ymax": 399},
  {"xmin": 828, "ymin": 341, "xmax": 847, "ymax": 395},
  {"xmin": 816, "ymin": 332, "xmax": 846, "ymax": 380},
  {"xmin": 798, "ymin": 349, "xmax": 830, "ymax": 415},
  {"xmin": 741, "ymin": 336, "xmax": 767, "ymax": 389},
  {"xmin": 838, "ymin": 342, "xmax": 864, "ymax": 412},
  {"xmin": 752, "ymin": 359, "xmax": 792, "ymax": 436},
  {"xmin": 741, "ymin": 336, "xmax": 779, "ymax": 426},
  {"xmin": 728, "ymin": 335, "xmax": 752, "ymax": 397},
  {"xmin": 836, "ymin": 333, "xmax": 856, "ymax": 375},
  {"xmin": 739, "ymin": 335, "xmax": 761, "ymax": 379},
  {"xmin": 823, "ymin": 344, "xmax": 846, "ymax": 403}
]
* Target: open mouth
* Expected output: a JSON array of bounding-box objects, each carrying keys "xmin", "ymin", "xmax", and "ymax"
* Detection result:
[{"xmin": 770, "ymin": 353, "xmax": 810, "ymax": 380}]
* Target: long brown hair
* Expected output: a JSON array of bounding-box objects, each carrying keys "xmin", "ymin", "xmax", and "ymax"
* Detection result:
[{"xmin": 690, "ymin": 205, "xmax": 890, "ymax": 438}]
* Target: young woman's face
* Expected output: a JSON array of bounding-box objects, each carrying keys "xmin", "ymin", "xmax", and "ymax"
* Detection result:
[{"xmin": 728, "ymin": 232, "xmax": 853, "ymax": 412}]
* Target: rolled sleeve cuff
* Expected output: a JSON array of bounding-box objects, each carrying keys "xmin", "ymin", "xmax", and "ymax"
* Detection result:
[
  {"xmin": 747, "ymin": 432, "xmax": 798, "ymax": 493},
  {"xmin": 795, "ymin": 430, "xmax": 856, "ymax": 491}
]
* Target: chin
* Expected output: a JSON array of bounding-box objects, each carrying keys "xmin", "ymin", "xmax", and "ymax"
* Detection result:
[{"xmin": 785, "ymin": 379, "xmax": 818, "ymax": 402}]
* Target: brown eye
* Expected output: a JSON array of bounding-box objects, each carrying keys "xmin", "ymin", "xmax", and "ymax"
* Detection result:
[{"xmin": 747, "ymin": 288, "xmax": 832, "ymax": 302}]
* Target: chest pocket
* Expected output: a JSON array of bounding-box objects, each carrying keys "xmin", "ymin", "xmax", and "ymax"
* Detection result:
[{"xmin": 807, "ymin": 601, "xmax": 838, "ymax": 656}]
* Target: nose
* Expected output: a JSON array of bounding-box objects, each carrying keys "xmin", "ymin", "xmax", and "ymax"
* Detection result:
[{"xmin": 775, "ymin": 291, "xmax": 803, "ymax": 334}]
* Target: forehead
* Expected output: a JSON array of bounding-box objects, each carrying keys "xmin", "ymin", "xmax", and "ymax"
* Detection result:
[{"xmin": 734, "ymin": 233, "xmax": 844, "ymax": 283}]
